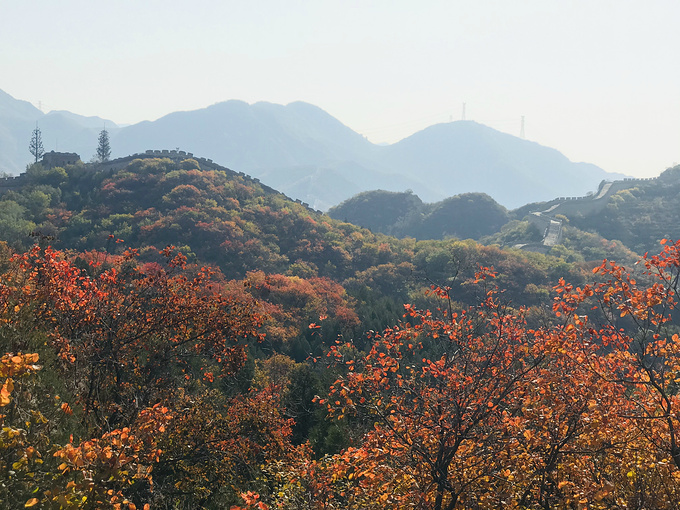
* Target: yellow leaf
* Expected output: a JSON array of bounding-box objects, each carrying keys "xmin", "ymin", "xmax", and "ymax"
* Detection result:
[
  {"xmin": 25, "ymin": 499, "xmax": 39, "ymax": 508},
  {"xmin": 0, "ymin": 379, "xmax": 13, "ymax": 406}
]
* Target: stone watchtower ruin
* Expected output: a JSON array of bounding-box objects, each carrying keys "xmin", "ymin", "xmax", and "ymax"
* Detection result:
[{"xmin": 41, "ymin": 151, "xmax": 81, "ymax": 169}]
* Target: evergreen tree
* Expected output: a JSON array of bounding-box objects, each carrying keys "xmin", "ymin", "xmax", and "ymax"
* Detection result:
[
  {"xmin": 29, "ymin": 125, "xmax": 44, "ymax": 163},
  {"xmin": 97, "ymin": 128, "xmax": 111, "ymax": 162}
]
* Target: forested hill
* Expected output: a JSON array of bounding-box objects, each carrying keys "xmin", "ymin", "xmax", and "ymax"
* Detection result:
[
  {"xmin": 564, "ymin": 166, "xmax": 680, "ymax": 255},
  {"xmin": 328, "ymin": 165, "xmax": 680, "ymax": 260},
  {"xmin": 0, "ymin": 155, "xmax": 602, "ymax": 326},
  {"xmin": 328, "ymin": 190, "xmax": 510, "ymax": 240}
]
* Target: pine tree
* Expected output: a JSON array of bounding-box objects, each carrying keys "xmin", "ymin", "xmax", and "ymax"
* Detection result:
[
  {"xmin": 97, "ymin": 128, "xmax": 111, "ymax": 162},
  {"xmin": 29, "ymin": 125, "xmax": 44, "ymax": 163}
]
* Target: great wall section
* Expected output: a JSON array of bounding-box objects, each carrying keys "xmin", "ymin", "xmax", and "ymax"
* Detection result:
[{"xmin": 517, "ymin": 176, "xmax": 660, "ymax": 253}]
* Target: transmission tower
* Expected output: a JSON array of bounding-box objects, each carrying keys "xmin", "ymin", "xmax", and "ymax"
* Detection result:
[{"xmin": 520, "ymin": 116, "xmax": 525, "ymax": 139}]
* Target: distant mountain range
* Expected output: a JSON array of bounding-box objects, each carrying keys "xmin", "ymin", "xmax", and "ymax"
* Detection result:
[
  {"xmin": 0, "ymin": 88, "xmax": 627, "ymax": 209},
  {"xmin": 0, "ymin": 88, "xmax": 119, "ymax": 173}
]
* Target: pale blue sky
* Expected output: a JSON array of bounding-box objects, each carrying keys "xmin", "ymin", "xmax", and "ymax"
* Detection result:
[{"xmin": 1, "ymin": 0, "xmax": 678, "ymax": 177}]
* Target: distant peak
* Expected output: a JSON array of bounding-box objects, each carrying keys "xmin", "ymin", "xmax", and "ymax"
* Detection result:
[{"xmin": 208, "ymin": 99, "xmax": 250, "ymax": 108}]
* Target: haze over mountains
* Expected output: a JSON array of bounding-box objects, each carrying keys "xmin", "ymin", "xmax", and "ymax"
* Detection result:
[
  {"xmin": 0, "ymin": 88, "xmax": 626, "ymax": 210},
  {"xmin": 0, "ymin": 88, "xmax": 119, "ymax": 172}
]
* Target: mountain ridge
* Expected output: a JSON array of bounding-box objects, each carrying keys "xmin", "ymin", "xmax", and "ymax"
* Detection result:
[{"xmin": 0, "ymin": 88, "xmax": 626, "ymax": 209}]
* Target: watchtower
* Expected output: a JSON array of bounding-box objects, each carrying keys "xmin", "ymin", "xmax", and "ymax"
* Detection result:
[{"xmin": 41, "ymin": 151, "xmax": 81, "ymax": 169}]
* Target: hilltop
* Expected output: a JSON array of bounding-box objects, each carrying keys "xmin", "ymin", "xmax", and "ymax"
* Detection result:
[
  {"xmin": 109, "ymin": 105, "xmax": 625, "ymax": 209},
  {"xmin": 329, "ymin": 166, "xmax": 679, "ymax": 264},
  {"xmin": 328, "ymin": 190, "xmax": 509, "ymax": 241}
]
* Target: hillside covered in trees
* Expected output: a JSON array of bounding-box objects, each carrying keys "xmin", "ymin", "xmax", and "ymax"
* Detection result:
[
  {"xmin": 2, "ymin": 155, "xmax": 680, "ymax": 508},
  {"xmin": 329, "ymin": 165, "xmax": 680, "ymax": 263},
  {"xmin": 327, "ymin": 190, "xmax": 510, "ymax": 241},
  {"xmin": 0, "ymin": 156, "xmax": 605, "ymax": 314},
  {"xmin": 567, "ymin": 166, "xmax": 680, "ymax": 255}
]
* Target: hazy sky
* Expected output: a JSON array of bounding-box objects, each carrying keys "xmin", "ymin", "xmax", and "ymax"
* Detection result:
[{"xmin": 1, "ymin": 1, "xmax": 678, "ymax": 177}]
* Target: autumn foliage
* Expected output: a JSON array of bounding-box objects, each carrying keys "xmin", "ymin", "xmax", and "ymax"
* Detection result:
[
  {"xmin": 0, "ymin": 245, "xmax": 295, "ymax": 508},
  {"xmin": 4, "ymin": 237, "xmax": 680, "ymax": 508},
  {"xmin": 294, "ymin": 240, "xmax": 680, "ymax": 509}
]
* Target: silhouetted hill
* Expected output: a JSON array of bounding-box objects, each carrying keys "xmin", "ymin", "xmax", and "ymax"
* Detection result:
[
  {"xmin": 47, "ymin": 110, "xmax": 118, "ymax": 130},
  {"xmin": 383, "ymin": 121, "xmax": 624, "ymax": 208},
  {"xmin": 0, "ymin": 89, "xmax": 44, "ymax": 175},
  {"xmin": 0, "ymin": 88, "xmax": 41, "ymax": 121},
  {"xmin": 110, "ymin": 104, "xmax": 624, "ymax": 209},
  {"xmin": 327, "ymin": 190, "xmax": 424, "ymax": 236},
  {"xmin": 418, "ymin": 193, "xmax": 509, "ymax": 240},
  {"xmin": 328, "ymin": 190, "xmax": 509, "ymax": 240}
]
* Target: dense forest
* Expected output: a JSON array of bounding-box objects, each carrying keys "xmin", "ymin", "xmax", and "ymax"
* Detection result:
[{"xmin": 2, "ymin": 156, "xmax": 680, "ymax": 508}]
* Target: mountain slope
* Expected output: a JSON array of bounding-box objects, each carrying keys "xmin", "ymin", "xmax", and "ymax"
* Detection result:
[
  {"xmin": 383, "ymin": 121, "xmax": 624, "ymax": 207},
  {"xmin": 110, "ymin": 100, "xmax": 432, "ymax": 209},
  {"xmin": 113, "ymin": 100, "xmax": 376, "ymax": 169},
  {"xmin": 1, "ymin": 88, "xmax": 625, "ymax": 209},
  {"xmin": 567, "ymin": 165, "xmax": 680, "ymax": 254},
  {"xmin": 0, "ymin": 155, "xmax": 584, "ymax": 305},
  {"xmin": 0, "ymin": 88, "xmax": 42, "ymax": 121},
  {"xmin": 109, "ymin": 101, "xmax": 623, "ymax": 209},
  {"xmin": 0, "ymin": 89, "xmax": 44, "ymax": 174}
]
